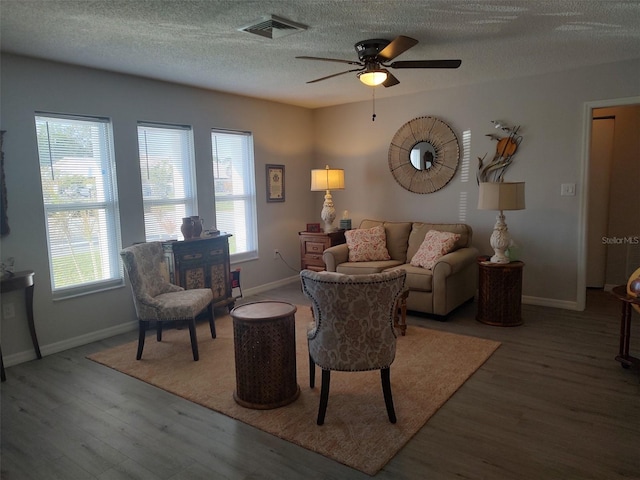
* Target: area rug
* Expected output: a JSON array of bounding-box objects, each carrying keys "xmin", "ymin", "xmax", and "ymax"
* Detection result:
[{"xmin": 88, "ymin": 305, "xmax": 500, "ymax": 476}]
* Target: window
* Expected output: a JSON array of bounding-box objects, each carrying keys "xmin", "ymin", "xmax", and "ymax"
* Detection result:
[
  {"xmin": 35, "ymin": 113, "xmax": 122, "ymax": 297},
  {"xmin": 137, "ymin": 123, "xmax": 197, "ymax": 241},
  {"xmin": 212, "ymin": 129, "xmax": 257, "ymax": 262}
]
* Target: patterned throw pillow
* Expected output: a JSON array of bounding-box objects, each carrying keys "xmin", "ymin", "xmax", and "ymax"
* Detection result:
[
  {"xmin": 345, "ymin": 225, "xmax": 391, "ymax": 262},
  {"xmin": 410, "ymin": 230, "xmax": 461, "ymax": 269}
]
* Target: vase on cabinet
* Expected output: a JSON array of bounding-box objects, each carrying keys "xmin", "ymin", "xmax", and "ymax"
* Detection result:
[
  {"xmin": 190, "ymin": 216, "xmax": 203, "ymax": 238},
  {"xmin": 181, "ymin": 217, "xmax": 194, "ymax": 240}
]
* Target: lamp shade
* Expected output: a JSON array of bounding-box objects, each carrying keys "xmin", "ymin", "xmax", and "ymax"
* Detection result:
[
  {"xmin": 358, "ymin": 70, "xmax": 388, "ymax": 86},
  {"xmin": 478, "ymin": 182, "xmax": 525, "ymax": 211},
  {"xmin": 311, "ymin": 166, "xmax": 345, "ymax": 191}
]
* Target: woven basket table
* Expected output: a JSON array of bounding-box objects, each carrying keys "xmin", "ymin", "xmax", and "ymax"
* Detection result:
[
  {"xmin": 231, "ymin": 301, "xmax": 300, "ymax": 409},
  {"xmin": 476, "ymin": 256, "xmax": 524, "ymax": 326}
]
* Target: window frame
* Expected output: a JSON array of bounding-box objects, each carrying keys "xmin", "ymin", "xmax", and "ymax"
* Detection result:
[
  {"xmin": 34, "ymin": 112, "xmax": 123, "ymax": 299},
  {"xmin": 137, "ymin": 121, "xmax": 197, "ymax": 242},
  {"xmin": 211, "ymin": 128, "xmax": 258, "ymax": 263}
]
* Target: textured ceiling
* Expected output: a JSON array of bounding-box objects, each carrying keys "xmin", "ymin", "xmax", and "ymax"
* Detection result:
[{"xmin": 1, "ymin": 0, "xmax": 639, "ymax": 108}]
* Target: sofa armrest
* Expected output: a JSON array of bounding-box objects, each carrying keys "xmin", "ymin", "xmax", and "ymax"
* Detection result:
[
  {"xmin": 432, "ymin": 247, "xmax": 479, "ymax": 277},
  {"xmin": 431, "ymin": 246, "xmax": 479, "ymax": 315},
  {"xmin": 323, "ymin": 244, "xmax": 349, "ymax": 272}
]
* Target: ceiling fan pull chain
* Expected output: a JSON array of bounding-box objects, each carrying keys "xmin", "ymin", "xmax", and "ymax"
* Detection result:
[{"xmin": 371, "ymin": 88, "xmax": 376, "ymax": 122}]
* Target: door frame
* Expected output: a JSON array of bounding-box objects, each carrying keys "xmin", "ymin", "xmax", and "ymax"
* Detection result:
[{"xmin": 577, "ymin": 95, "xmax": 640, "ymax": 311}]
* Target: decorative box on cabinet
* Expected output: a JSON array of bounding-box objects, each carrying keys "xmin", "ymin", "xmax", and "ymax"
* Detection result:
[
  {"xmin": 299, "ymin": 230, "xmax": 346, "ymax": 272},
  {"xmin": 163, "ymin": 234, "xmax": 235, "ymax": 310}
]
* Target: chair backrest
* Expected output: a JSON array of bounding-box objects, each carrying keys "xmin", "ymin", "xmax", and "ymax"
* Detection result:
[
  {"xmin": 120, "ymin": 242, "xmax": 173, "ymax": 302},
  {"xmin": 300, "ymin": 269, "xmax": 406, "ymax": 372}
]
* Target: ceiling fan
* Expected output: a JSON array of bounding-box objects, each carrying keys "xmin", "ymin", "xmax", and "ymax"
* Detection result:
[{"xmin": 296, "ymin": 35, "xmax": 461, "ymax": 87}]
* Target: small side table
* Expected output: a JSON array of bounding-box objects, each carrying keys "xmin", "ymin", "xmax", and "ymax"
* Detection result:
[
  {"xmin": 610, "ymin": 285, "xmax": 640, "ymax": 372},
  {"xmin": 231, "ymin": 301, "xmax": 300, "ymax": 409},
  {"xmin": 1, "ymin": 270, "xmax": 40, "ymax": 382},
  {"xmin": 298, "ymin": 230, "xmax": 346, "ymax": 272},
  {"xmin": 476, "ymin": 257, "xmax": 524, "ymax": 326}
]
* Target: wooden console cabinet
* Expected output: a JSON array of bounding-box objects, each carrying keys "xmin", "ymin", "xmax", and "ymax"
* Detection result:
[
  {"xmin": 163, "ymin": 234, "xmax": 234, "ymax": 310},
  {"xmin": 299, "ymin": 230, "xmax": 346, "ymax": 272}
]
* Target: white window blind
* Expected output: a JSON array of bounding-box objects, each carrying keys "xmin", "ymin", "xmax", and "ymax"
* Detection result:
[
  {"xmin": 137, "ymin": 123, "xmax": 196, "ymax": 241},
  {"xmin": 212, "ymin": 129, "xmax": 257, "ymax": 261},
  {"xmin": 35, "ymin": 113, "xmax": 122, "ymax": 297}
]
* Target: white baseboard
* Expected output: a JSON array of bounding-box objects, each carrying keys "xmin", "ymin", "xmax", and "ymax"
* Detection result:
[
  {"xmin": 241, "ymin": 275, "xmax": 300, "ymax": 297},
  {"xmin": 3, "ymin": 320, "xmax": 137, "ymax": 368},
  {"xmin": 3, "ymin": 278, "xmax": 581, "ymax": 368},
  {"xmin": 522, "ymin": 295, "xmax": 581, "ymax": 311}
]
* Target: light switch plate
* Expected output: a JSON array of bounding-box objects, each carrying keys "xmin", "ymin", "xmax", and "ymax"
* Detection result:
[{"xmin": 561, "ymin": 183, "xmax": 576, "ymax": 196}]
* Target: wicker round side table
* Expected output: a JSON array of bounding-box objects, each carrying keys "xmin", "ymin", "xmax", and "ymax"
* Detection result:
[
  {"xmin": 476, "ymin": 256, "xmax": 524, "ymax": 326},
  {"xmin": 231, "ymin": 301, "xmax": 300, "ymax": 409}
]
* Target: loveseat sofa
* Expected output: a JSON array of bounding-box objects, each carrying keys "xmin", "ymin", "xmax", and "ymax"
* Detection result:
[{"xmin": 322, "ymin": 219, "xmax": 479, "ymax": 317}]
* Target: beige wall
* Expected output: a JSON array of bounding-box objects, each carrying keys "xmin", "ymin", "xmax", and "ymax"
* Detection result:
[
  {"xmin": 312, "ymin": 59, "xmax": 640, "ymax": 307},
  {"xmin": 1, "ymin": 52, "xmax": 639, "ymax": 365},
  {"xmin": 0, "ymin": 54, "xmax": 314, "ymax": 363}
]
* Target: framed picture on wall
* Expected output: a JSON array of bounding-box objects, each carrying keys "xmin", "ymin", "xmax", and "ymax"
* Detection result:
[{"xmin": 266, "ymin": 164, "xmax": 285, "ymax": 202}]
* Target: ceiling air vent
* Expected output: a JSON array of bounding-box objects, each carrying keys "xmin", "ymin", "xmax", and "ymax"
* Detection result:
[{"xmin": 238, "ymin": 14, "xmax": 307, "ymax": 39}]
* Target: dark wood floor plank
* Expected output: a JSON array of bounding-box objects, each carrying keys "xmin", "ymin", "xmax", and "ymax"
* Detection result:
[{"xmin": 2, "ymin": 287, "xmax": 639, "ymax": 479}]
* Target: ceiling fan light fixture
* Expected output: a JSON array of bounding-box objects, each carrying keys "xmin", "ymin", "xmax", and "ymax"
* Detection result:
[{"xmin": 358, "ymin": 70, "xmax": 388, "ymax": 86}]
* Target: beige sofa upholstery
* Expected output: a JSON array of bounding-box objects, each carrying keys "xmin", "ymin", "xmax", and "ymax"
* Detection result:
[{"xmin": 322, "ymin": 219, "xmax": 479, "ymax": 317}]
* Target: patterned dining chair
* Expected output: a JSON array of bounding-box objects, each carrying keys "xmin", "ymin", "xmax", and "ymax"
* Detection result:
[
  {"xmin": 120, "ymin": 242, "xmax": 215, "ymax": 361},
  {"xmin": 300, "ymin": 269, "xmax": 407, "ymax": 425}
]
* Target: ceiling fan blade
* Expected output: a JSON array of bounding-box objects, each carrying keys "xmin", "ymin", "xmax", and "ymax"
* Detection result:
[
  {"xmin": 383, "ymin": 72, "xmax": 400, "ymax": 88},
  {"xmin": 389, "ymin": 59, "xmax": 462, "ymax": 69},
  {"xmin": 296, "ymin": 56, "xmax": 362, "ymax": 66},
  {"xmin": 306, "ymin": 68, "xmax": 364, "ymax": 84},
  {"xmin": 378, "ymin": 36, "xmax": 419, "ymax": 61}
]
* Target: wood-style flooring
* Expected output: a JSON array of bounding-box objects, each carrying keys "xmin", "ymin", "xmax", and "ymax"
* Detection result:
[{"xmin": 1, "ymin": 286, "xmax": 639, "ymax": 479}]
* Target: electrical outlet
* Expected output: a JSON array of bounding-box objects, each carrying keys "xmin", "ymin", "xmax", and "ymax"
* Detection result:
[
  {"xmin": 3, "ymin": 303, "xmax": 15, "ymax": 319},
  {"xmin": 274, "ymin": 249, "xmax": 280, "ymax": 259}
]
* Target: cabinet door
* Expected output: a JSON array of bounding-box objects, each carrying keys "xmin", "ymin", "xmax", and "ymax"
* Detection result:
[
  {"xmin": 176, "ymin": 250, "xmax": 207, "ymax": 289},
  {"xmin": 206, "ymin": 241, "xmax": 231, "ymax": 303}
]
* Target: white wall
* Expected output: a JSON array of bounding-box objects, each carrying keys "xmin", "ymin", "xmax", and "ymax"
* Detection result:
[
  {"xmin": 1, "ymin": 53, "xmax": 638, "ymax": 366},
  {"xmin": 312, "ymin": 59, "xmax": 640, "ymax": 308},
  {"xmin": 0, "ymin": 54, "xmax": 314, "ymax": 364}
]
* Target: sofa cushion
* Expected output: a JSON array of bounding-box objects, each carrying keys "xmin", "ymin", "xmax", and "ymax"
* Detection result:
[
  {"xmin": 410, "ymin": 230, "xmax": 461, "ymax": 269},
  {"xmin": 336, "ymin": 259, "xmax": 404, "ymax": 275},
  {"xmin": 407, "ymin": 223, "xmax": 471, "ymax": 260},
  {"xmin": 385, "ymin": 264, "xmax": 433, "ymax": 292},
  {"xmin": 360, "ymin": 220, "xmax": 412, "ymax": 261},
  {"xmin": 345, "ymin": 225, "xmax": 391, "ymax": 262}
]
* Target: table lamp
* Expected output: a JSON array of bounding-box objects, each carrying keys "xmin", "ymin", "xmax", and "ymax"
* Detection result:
[
  {"xmin": 311, "ymin": 165, "xmax": 345, "ymax": 233},
  {"xmin": 478, "ymin": 181, "xmax": 525, "ymax": 263}
]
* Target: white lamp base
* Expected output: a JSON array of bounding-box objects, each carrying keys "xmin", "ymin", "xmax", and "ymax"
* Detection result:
[
  {"xmin": 489, "ymin": 212, "xmax": 511, "ymax": 263},
  {"xmin": 320, "ymin": 191, "xmax": 337, "ymax": 233}
]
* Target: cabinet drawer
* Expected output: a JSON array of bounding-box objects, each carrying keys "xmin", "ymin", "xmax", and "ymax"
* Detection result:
[
  {"xmin": 306, "ymin": 265, "xmax": 325, "ymax": 272},
  {"xmin": 304, "ymin": 254, "xmax": 325, "ymax": 266},
  {"xmin": 305, "ymin": 241, "xmax": 327, "ymax": 254}
]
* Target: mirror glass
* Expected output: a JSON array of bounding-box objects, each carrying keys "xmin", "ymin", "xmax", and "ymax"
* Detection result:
[{"xmin": 410, "ymin": 141, "xmax": 437, "ymax": 170}]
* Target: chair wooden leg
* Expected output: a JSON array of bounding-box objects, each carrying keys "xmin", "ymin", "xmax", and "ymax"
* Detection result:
[
  {"xmin": 309, "ymin": 354, "xmax": 315, "ymax": 388},
  {"xmin": 381, "ymin": 367, "xmax": 397, "ymax": 424},
  {"xmin": 188, "ymin": 319, "xmax": 199, "ymax": 361},
  {"xmin": 208, "ymin": 303, "xmax": 216, "ymax": 339},
  {"xmin": 156, "ymin": 321, "xmax": 162, "ymax": 342},
  {"xmin": 317, "ymin": 369, "xmax": 331, "ymax": 425},
  {"xmin": 136, "ymin": 320, "xmax": 148, "ymax": 360}
]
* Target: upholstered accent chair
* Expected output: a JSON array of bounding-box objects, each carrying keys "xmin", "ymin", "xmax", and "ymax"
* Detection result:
[
  {"xmin": 120, "ymin": 242, "xmax": 215, "ymax": 361},
  {"xmin": 300, "ymin": 269, "xmax": 407, "ymax": 425}
]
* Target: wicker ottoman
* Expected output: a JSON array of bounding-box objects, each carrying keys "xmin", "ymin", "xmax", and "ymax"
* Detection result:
[{"xmin": 231, "ymin": 301, "xmax": 300, "ymax": 409}]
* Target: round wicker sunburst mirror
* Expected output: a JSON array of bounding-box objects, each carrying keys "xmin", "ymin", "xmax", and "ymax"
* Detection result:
[{"xmin": 388, "ymin": 116, "xmax": 460, "ymax": 194}]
